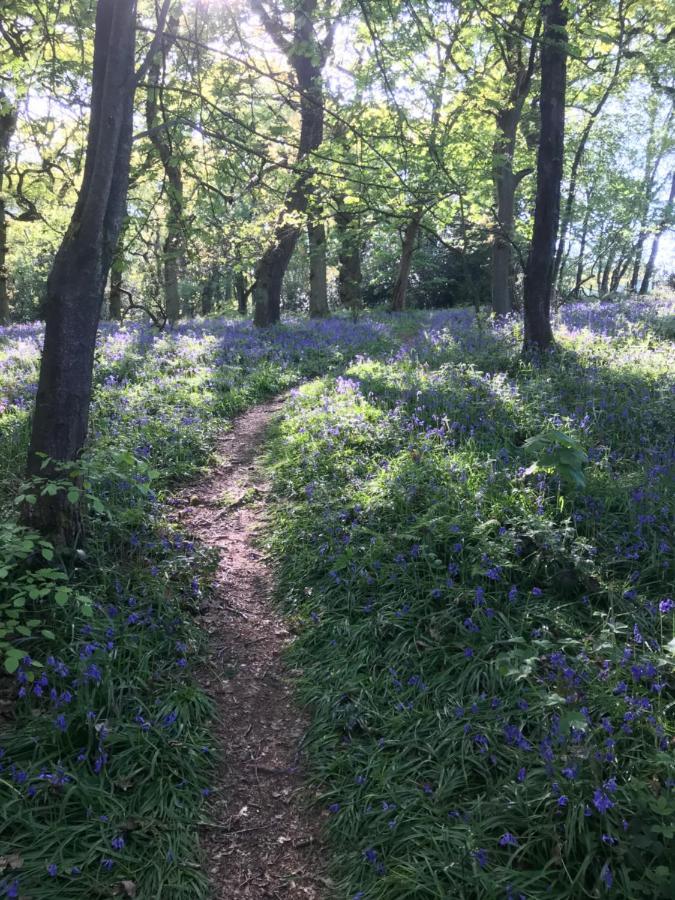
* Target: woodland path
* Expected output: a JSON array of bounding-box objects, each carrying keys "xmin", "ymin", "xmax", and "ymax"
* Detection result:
[{"xmin": 174, "ymin": 396, "xmax": 326, "ymax": 899}]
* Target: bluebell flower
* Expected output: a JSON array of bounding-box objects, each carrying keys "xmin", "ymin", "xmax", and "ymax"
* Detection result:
[
  {"xmin": 498, "ymin": 833, "xmax": 518, "ymax": 847},
  {"xmin": 472, "ymin": 848, "xmax": 488, "ymax": 869}
]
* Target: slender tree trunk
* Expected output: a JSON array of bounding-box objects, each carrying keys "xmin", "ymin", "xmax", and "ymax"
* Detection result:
[
  {"xmin": 109, "ymin": 269, "xmax": 123, "ymax": 321},
  {"xmin": 628, "ymin": 236, "xmax": 645, "ymax": 292},
  {"xmin": 491, "ymin": 158, "xmax": 517, "ymax": 315},
  {"xmin": 628, "ymin": 104, "xmax": 668, "ymax": 292},
  {"xmin": 572, "ymin": 197, "xmax": 591, "ymax": 298},
  {"xmin": 25, "ymin": 0, "xmax": 139, "ymax": 542},
  {"xmin": 145, "ymin": 13, "xmax": 184, "ymax": 325},
  {"xmin": 391, "ymin": 211, "xmax": 422, "ymax": 312},
  {"xmin": 552, "ymin": 0, "xmax": 625, "ymax": 285},
  {"xmin": 0, "ymin": 95, "xmax": 17, "ymax": 325},
  {"xmin": 600, "ymin": 251, "xmax": 614, "ymax": 296},
  {"xmin": 252, "ymin": 0, "xmax": 329, "ymax": 326},
  {"xmin": 200, "ymin": 266, "xmax": 218, "ymax": 315},
  {"xmin": 235, "ymin": 271, "xmax": 248, "ymax": 315},
  {"xmin": 639, "ymin": 171, "xmax": 675, "ymax": 295},
  {"xmin": 523, "ymin": 0, "xmax": 567, "ymax": 351},
  {"xmin": 308, "ymin": 220, "xmax": 329, "ymax": 317},
  {"xmin": 610, "ymin": 254, "xmax": 629, "ymax": 293},
  {"xmin": 491, "ymin": 9, "xmax": 539, "ymax": 315},
  {"xmin": 335, "ymin": 200, "xmax": 362, "ymax": 316},
  {"xmin": 163, "ymin": 232, "xmax": 181, "ymax": 323}
]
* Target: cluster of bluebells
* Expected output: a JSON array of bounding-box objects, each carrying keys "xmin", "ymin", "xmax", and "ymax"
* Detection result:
[{"xmin": 273, "ymin": 299, "xmax": 674, "ymax": 899}]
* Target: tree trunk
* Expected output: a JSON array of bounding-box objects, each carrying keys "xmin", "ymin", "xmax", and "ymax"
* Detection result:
[
  {"xmin": 308, "ymin": 220, "xmax": 329, "ymax": 317},
  {"xmin": 252, "ymin": 0, "xmax": 329, "ymax": 326},
  {"xmin": 109, "ymin": 269, "xmax": 123, "ymax": 321},
  {"xmin": 335, "ymin": 200, "xmax": 362, "ymax": 316},
  {"xmin": 628, "ymin": 235, "xmax": 645, "ymax": 292},
  {"xmin": 235, "ymin": 271, "xmax": 248, "ymax": 315},
  {"xmin": 523, "ymin": 0, "xmax": 567, "ymax": 352},
  {"xmin": 200, "ymin": 266, "xmax": 218, "ymax": 316},
  {"xmin": 610, "ymin": 254, "xmax": 629, "ymax": 293},
  {"xmin": 163, "ymin": 231, "xmax": 181, "ymax": 323},
  {"xmin": 145, "ymin": 13, "xmax": 184, "ymax": 325},
  {"xmin": 552, "ymin": 0, "xmax": 625, "ymax": 285},
  {"xmin": 572, "ymin": 197, "xmax": 591, "ymax": 299},
  {"xmin": 600, "ymin": 251, "xmax": 614, "ymax": 296},
  {"xmin": 491, "ymin": 9, "xmax": 539, "ymax": 315},
  {"xmin": 0, "ymin": 94, "xmax": 17, "ymax": 325},
  {"xmin": 391, "ymin": 211, "xmax": 422, "ymax": 312},
  {"xmin": 491, "ymin": 158, "xmax": 516, "ymax": 315},
  {"xmin": 25, "ymin": 0, "xmax": 139, "ymax": 542},
  {"xmin": 639, "ymin": 171, "xmax": 675, "ymax": 295}
]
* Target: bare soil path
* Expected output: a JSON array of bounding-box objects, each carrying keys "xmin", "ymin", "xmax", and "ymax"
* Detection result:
[{"xmin": 174, "ymin": 396, "xmax": 326, "ymax": 899}]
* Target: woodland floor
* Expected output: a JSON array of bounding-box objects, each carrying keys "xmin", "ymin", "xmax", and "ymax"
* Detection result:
[{"xmin": 175, "ymin": 396, "xmax": 326, "ymax": 899}]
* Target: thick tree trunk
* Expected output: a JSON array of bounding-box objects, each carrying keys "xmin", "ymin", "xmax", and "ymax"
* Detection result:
[
  {"xmin": 335, "ymin": 201, "xmax": 362, "ymax": 316},
  {"xmin": 523, "ymin": 0, "xmax": 567, "ymax": 351},
  {"xmin": 308, "ymin": 220, "xmax": 329, "ymax": 317},
  {"xmin": 252, "ymin": 0, "xmax": 328, "ymax": 326},
  {"xmin": 391, "ymin": 211, "xmax": 422, "ymax": 312},
  {"xmin": 0, "ymin": 95, "xmax": 17, "ymax": 325},
  {"xmin": 25, "ymin": 0, "xmax": 138, "ymax": 542},
  {"xmin": 253, "ymin": 227, "xmax": 297, "ymax": 326},
  {"xmin": 639, "ymin": 171, "xmax": 675, "ymax": 295}
]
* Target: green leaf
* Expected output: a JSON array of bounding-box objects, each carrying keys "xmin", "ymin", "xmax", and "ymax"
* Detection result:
[{"xmin": 4, "ymin": 655, "xmax": 20, "ymax": 674}]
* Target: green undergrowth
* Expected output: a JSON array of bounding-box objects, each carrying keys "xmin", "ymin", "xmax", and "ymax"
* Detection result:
[
  {"xmin": 0, "ymin": 315, "xmax": 397, "ymax": 898},
  {"xmin": 266, "ymin": 311, "xmax": 674, "ymax": 899}
]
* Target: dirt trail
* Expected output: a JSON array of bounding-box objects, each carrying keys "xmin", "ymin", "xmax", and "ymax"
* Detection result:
[{"xmin": 175, "ymin": 396, "xmax": 326, "ymax": 899}]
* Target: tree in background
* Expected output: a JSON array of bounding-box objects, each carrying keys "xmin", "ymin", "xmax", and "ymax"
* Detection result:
[
  {"xmin": 251, "ymin": 0, "xmax": 335, "ymax": 326},
  {"xmin": 523, "ymin": 0, "xmax": 568, "ymax": 351}
]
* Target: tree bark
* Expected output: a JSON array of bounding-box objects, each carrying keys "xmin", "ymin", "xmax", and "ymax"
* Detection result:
[
  {"xmin": 491, "ymin": 4, "xmax": 539, "ymax": 315},
  {"xmin": 25, "ymin": 0, "xmax": 139, "ymax": 542},
  {"xmin": 571, "ymin": 195, "xmax": 591, "ymax": 298},
  {"xmin": 308, "ymin": 220, "xmax": 329, "ymax": 317},
  {"xmin": 0, "ymin": 94, "xmax": 17, "ymax": 325},
  {"xmin": 391, "ymin": 210, "xmax": 422, "ymax": 312},
  {"xmin": 145, "ymin": 14, "xmax": 184, "ymax": 325},
  {"xmin": 523, "ymin": 0, "xmax": 567, "ymax": 351},
  {"xmin": 335, "ymin": 199, "xmax": 362, "ymax": 316},
  {"xmin": 628, "ymin": 106, "xmax": 665, "ymax": 292},
  {"xmin": 109, "ymin": 268, "xmax": 123, "ymax": 321},
  {"xmin": 552, "ymin": 0, "xmax": 625, "ymax": 286},
  {"xmin": 609, "ymin": 254, "xmax": 629, "ymax": 293},
  {"xmin": 200, "ymin": 266, "xmax": 218, "ymax": 315},
  {"xmin": 639, "ymin": 171, "xmax": 675, "ymax": 294},
  {"xmin": 252, "ymin": 0, "xmax": 330, "ymax": 326},
  {"xmin": 235, "ymin": 271, "xmax": 248, "ymax": 315}
]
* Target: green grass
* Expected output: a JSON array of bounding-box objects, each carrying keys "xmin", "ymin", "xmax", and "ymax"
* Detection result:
[
  {"xmin": 265, "ymin": 305, "xmax": 674, "ymax": 899},
  {"xmin": 0, "ymin": 314, "xmax": 395, "ymax": 898}
]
